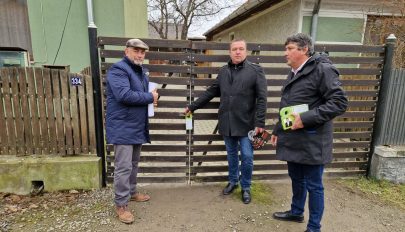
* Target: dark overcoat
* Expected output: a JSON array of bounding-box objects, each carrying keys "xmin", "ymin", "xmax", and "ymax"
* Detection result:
[
  {"xmin": 272, "ymin": 54, "xmax": 348, "ymax": 165},
  {"xmin": 188, "ymin": 60, "xmax": 267, "ymax": 136},
  {"xmin": 105, "ymin": 56, "xmax": 153, "ymax": 145}
]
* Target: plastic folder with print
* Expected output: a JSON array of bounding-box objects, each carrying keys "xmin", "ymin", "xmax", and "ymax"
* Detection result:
[{"xmin": 280, "ymin": 104, "xmax": 309, "ymax": 130}]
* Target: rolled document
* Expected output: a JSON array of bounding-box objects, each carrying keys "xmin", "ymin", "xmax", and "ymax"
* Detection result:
[{"xmin": 148, "ymin": 82, "xmax": 157, "ymax": 117}]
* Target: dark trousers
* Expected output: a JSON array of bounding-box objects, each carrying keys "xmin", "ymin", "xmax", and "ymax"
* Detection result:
[{"xmin": 287, "ymin": 162, "xmax": 324, "ymax": 232}]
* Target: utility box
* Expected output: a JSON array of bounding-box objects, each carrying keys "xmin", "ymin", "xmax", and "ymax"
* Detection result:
[
  {"xmin": 370, "ymin": 146, "xmax": 405, "ymax": 184},
  {"xmin": 0, "ymin": 47, "xmax": 29, "ymax": 68}
]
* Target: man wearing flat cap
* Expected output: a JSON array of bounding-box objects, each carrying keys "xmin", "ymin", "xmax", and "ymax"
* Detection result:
[{"xmin": 106, "ymin": 38, "xmax": 158, "ymax": 224}]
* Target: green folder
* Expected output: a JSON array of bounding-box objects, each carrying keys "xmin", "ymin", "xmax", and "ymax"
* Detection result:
[{"xmin": 280, "ymin": 104, "xmax": 309, "ymax": 130}]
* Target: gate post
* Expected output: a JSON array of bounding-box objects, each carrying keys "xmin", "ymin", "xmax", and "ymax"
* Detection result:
[
  {"xmin": 367, "ymin": 34, "xmax": 397, "ymax": 176},
  {"xmin": 87, "ymin": 0, "xmax": 106, "ymax": 186}
]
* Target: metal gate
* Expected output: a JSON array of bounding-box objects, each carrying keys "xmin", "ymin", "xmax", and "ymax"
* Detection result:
[{"xmin": 99, "ymin": 37, "xmax": 385, "ymax": 183}]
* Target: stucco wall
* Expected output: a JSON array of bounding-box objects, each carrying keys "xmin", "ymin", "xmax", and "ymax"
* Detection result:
[
  {"xmin": 213, "ymin": 0, "xmax": 300, "ymax": 44},
  {"xmin": 27, "ymin": 0, "xmax": 147, "ymax": 72}
]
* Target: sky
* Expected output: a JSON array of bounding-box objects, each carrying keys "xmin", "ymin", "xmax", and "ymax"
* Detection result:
[{"xmin": 187, "ymin": 1, "xmax": 246, "ymax": 37}]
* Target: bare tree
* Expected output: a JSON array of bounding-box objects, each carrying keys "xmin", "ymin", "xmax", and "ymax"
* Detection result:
[
  {"xmin": 364, "ymin": 0, "xmax": 405, "ymax": 68},
  {"xmin": 148, "ymin": 0, "xmax": 243, "ymax": 40}
]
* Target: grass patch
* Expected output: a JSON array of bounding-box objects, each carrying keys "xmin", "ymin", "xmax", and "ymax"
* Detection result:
[
  {"xmin": 339, "ymin": 177, "xmax": 405, "ymax": 209},
  {"xmin": 232, "ymin": 182, "xmax": 274, "ymax": 205}
]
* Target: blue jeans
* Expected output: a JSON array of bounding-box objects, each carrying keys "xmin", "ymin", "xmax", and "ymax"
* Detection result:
[
  {"xmin": 223, "ymin": 136, "xmax": 254, "ymax": 190},
  {"xmin": 287, "ymin": 162, "xmax": 324, "ymax": 232}
]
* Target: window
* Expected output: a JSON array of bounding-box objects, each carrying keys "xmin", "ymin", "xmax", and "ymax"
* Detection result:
[{"xmin": 229, "ymin": 33, "xmax": 235, "ymax": 41}]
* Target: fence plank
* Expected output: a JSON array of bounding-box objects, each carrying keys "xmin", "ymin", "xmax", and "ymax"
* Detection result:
[
  {"xmin": 9, "ymin": 68, "xmax": 24, "ymax": 155},
  {"xmin": 51, "ymin": 70, "xmax": 65, "ymax": 155},
  {"xmin": 60, "ymin": 71, "xmax": 73, "ymax": 155},
  {"xmin": 78, "ymin": 75, "xmax": 89, "ymax": 154},
  {"xmin": 2, "ymin": 68, "xmax": 16, "ymax": 155},
  {"xmin": 26, "ymin": 68, "xmax": 41, "ymax": 154},
  {"xmin": 43, "ymin": 68, "xmax": 57, "ymax": 154},
  {"xmin": 18, "ymin": 68, "xmax": 32, "ymax": 155},
  {"xmin": 69, "ymin": 74, "xmax": 81, "ymax": 154},
  {"xmin": 36, "ymin": 68, "xmax": 49, "ymax": 154},
  {"xmin": 0, "ymin": 69, "xmax": 8, "ymax": 154},
  {"xmin": 84, "ymin": 74, "xmax": 96, "ymax": 154}
]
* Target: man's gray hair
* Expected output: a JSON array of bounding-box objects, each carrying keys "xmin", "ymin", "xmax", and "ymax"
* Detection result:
[{"xmin": 285, "ymin": 33, "xmax": 314, "ymax": 56}]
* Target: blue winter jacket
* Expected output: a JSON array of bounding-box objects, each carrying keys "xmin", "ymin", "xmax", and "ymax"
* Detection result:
[{"xmin": 105, "ymin": 56, "xmax": 153, "ymax": 145}]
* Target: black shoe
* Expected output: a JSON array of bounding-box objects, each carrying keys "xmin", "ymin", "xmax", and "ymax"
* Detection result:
[
  {"xmin": 222, "ymin": 183, "xmax": 238, "ymax": 195},
  {"xmin": 241, "ymin": 190, "xmax": 251, "ymax": 204},
  {"xmin": 305, "ymin": 229, "xmax": 319, "ymax": 232},
  {"xmin": 272, "ymin": 210, "xmax": 304, "ymax": 223}
]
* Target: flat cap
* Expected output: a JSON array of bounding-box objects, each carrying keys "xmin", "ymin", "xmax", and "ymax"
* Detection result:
[{"xmin": 126, "ymin": 38, "xmax": 149, "ymax": 50}]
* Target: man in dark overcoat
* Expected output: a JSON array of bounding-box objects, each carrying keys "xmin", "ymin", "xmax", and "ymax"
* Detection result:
[
  {"xmin": 185, "ymin": 39, "xmax": 267, "ymax": 204},
  {"xmin": 271, "ymin": 33, "xmax": 348, "ymax": 232}
]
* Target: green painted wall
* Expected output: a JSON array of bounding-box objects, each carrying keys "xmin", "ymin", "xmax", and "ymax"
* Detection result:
[
  {"xmin": 302, "ymin": 16, "xmax": 364, "ymax": 43},
  {"xmin": 27, "ymin": 0, "xmax": 147, "ymax": 72},
  {"xmin": 124, "ymin": 0, "xmax": 148, "ymax": 38}
]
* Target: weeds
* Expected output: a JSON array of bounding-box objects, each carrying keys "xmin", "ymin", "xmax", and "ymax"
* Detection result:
[{"xmin": 339, "ymin": 177, "xmax": 405, "ymax": 209}]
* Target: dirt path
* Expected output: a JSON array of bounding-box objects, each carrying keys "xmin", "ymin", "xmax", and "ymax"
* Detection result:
[{"xmin": 1, "ymin": 179, "xmax": 404, "ymax": 232}]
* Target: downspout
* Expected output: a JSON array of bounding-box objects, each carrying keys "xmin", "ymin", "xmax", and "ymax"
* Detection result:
[
  {"xmin": 310, "ymin": 0, "xmax": 322, "ymax": 42},
  {"xmin": 86, "ymin": 0, "xmax": 106, "ymax": 187},
  {"xmin": 86, "ymin": 0, "xmax": 96, "ymax": 28}
]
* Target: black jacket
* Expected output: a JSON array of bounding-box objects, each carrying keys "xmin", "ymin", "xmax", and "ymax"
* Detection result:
[
  {"xmin": 189, "ymin": 59, "xmax": 267, "ymax": 136},
  {"xmin": 273, "ymin": 53, "xmax": 348, "ymax": 165}
]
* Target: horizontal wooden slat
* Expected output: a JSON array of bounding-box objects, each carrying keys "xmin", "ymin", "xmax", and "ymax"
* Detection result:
[
  {"xmin": 158, "ymin": 88, "xmax": 189, "ymax": 97},
  {"xmin": 149, "ymin": 123, "xmax": 185, "ymax": 130},
  {"xmin": 101, "ymin": 63, "xmax": 191, "ymax": 73},
  {"xmin": 314, "ymin": 44, "xmax": 384, "ymax": 53},
  {"xmin": 190, "ymin": 54, "xmax": 383, "ymax": 65},
  {"xmin": 142, "ymin": 145, "xmax": 187, "ymax": 152},
  {"xmin": 100, "ymin": 50, "xmax": 191, "ymax": 60},
  {"xmin": 333, "ymin": 131, "xmax": 372, "ymax": 139},
  {"xmin": 333, "ymin": 141, "xmax": 370, "ymax": 148},
  {"xmin": 102, "ymin": 63, "xmax": 381, "ymax": 76},
  {"xmin": 190, "ymin": 78, "xmax": 379, "ymax": 87},
  {"xmin": 333, "ymin": 151, "xmax": 369, "ymax": 159},
  {"xmin": 153, "ymin": 112, "xmax": 185, "ymax": 119},
  {"xmin": 192, "ymin": 111, "xmax": 375, "ymax": 120},
  {"xmin": 330, "ymin": 121, "xmax": 374, "ymax": 128},
  {"xmin": 190, "ymin": 42, "xmax": 384, "ymax": 53},
  {"xmin": 150, "ymin": 76, "xmax": 190, "ymax": 85},
  {"xmin": 98, "ymin": 37, "xmax": 191, "ymax": 48},
  {"xmin": 107, "ymin": 155, "xmax": 187, "ymax": 162},
  {"xmin": 155, "ymin": 101, "xmax": 189, "ymax": 108},
  {"xmin": 149, "ymin": 134, "xmax": 188, "ymax": 141},
  {"xmin": 106, "ymin": 176, "xmax": 188, "ymax": 183}
]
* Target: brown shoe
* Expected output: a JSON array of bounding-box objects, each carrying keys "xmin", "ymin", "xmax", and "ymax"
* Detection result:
[
  {"xmin": 115, "ymin": 206, "xmax": 134, "ymax": 224},
  {"xmin": 130, "ymin": 192, "xmax": 150, "ymax": 202}
]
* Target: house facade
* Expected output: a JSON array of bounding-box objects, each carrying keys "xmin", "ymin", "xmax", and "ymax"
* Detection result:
[
  {"xmin": 204, "ymin": 0, "xmax": 400, "ymax": 45},
  {"xmin": 0, "ymin": 0, "xmax": 148, "ymax": 72}
]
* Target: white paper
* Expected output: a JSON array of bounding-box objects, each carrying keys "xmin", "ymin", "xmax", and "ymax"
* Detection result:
[
  {"xmin": 291, "ymin": 104, "xmax": 309, "ymax": 114},
  {"xmin": 148, "ymin": 82, "xmax": 157, "ymax": 117},
  {"xmin": 185, "ymin": 115, "xmax": 193, "ymax": 130}
]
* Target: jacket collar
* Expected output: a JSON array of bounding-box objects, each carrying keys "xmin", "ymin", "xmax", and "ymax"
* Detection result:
[
  {"xmin": 123, "ymin": 56, "xmax": 143, "ymax": 74},
  {"xmin": 228, "ymin": 59, "xmax": 246, "ymax": 69},
  {"xmin": 284, "ymin": 56, "xmax": 317, "ymax": 88}
]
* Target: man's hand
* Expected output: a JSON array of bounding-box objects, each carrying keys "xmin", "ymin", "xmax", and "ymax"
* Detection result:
[
  {"xmin": 152, "ymin": 89, "xmax": 158, "ymax": 106},
  {"xmin": 184, "ymin": 107, "xmax": 192, "ymax": 116},
  {"xmin": 291, "ymin": 113, "xmax": 304, "ymax": 130},
  {"xmin": 255, "ymin": 127, "xmax": 264, "ymax": 135},
  {"xmin": 270, "ymin": 135, "xmax": 277, "ymax": 147}
]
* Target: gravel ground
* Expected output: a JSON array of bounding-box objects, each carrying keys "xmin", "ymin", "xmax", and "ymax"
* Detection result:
[{"xmin": 1, "ymin": 179, "xmax": 405, "ymax": 232}]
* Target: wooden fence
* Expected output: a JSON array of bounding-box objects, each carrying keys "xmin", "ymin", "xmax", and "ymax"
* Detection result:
[
  {"xmin": 99, "ymin": 37, "xmax": 385, "ymax": 183},
  {"xmin": 0, "ymin": 67, "xmax": 96, "ymax": 156}
]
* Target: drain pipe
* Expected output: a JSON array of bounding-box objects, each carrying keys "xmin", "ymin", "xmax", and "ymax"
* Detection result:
[
  {"xmin": 86, "ymin": 0, "xmax": 106, "ymax": 187},
  {"xmin": 310, "ymin": 0, "xmax": 322, "ymax": 43}
]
